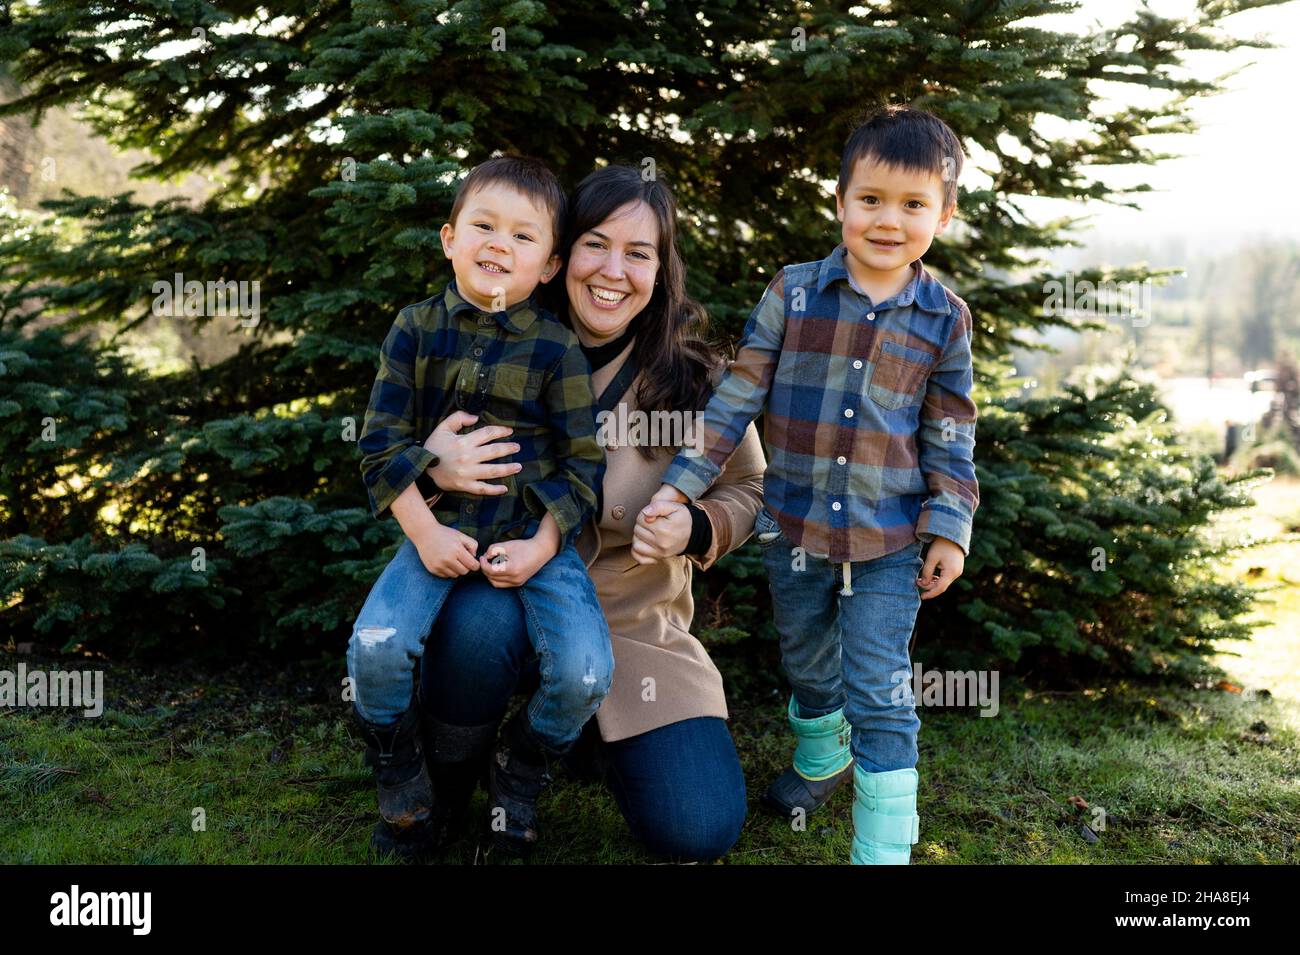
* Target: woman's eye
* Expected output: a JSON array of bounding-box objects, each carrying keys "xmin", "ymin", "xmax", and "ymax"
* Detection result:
[
  {"xmin": 585, "ymin": 240, "xmax": 605, "ymax": 250},
  {"xmin": 630, "ymin": 251, "xmax": 650, "ymax": 260}
]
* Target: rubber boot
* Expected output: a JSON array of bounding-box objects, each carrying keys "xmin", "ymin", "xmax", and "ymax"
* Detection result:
[
  {"xmin": 422, "ymin": 711, "xmax": 499, "ymax": 842},
  {"xmin": 487, "ymin": 709, "xmax": 571, "ymax": 858},
  {"xmin": 355, "ymin": 705, "xmax": 437, "ymax": 862},
  {"xmin": 850, "ymin": 764, "xmax": 920, "ymax": 865},
  {"xmin": 761, "ymin": 696, "xmax": 854, "ymax": 819}
]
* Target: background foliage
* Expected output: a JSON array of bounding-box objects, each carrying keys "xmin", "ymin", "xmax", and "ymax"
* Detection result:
[{"xmin": 0, "ymin": 0, "xmax": 1280, "ymax": 678}]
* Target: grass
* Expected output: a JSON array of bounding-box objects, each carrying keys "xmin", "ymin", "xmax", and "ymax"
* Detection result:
[{"xmin": 3, "ymin": 478, "xmax": 1298, "ymax": 864}]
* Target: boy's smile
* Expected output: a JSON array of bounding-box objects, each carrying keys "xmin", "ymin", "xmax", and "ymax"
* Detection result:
[
  {"xmin": 440, "ymin": 183, "xmax": 561, "ymax": 312},
  {"xmin": 835, "ymin": 157, "xmax": 954, "ymax": 302}
]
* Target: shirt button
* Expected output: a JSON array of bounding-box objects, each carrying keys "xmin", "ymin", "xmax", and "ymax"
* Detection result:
[
  {"xmin": 473, "ymin": 347, "xmax": 483, "ymax": 357},
  {"xmin": 465, "ymin": 503, "xmax": 476, "ymax": 514},
  {"xmin": 867, "ymin": 312, "xmax": 876, "ymax": 321},
  {"xmin": 831, "ymin": 501, "xmax": 842, "ymax": 511},
  {"xmin": 844, "ymin": 408, "xmax": 854, "ymax": 418},
  {"xmin": 611, "ymin": 505, "xmax": 626, "ymax": 520},
  {"xmin": 853, "ymin": 359, "xmax": 863, "ymax": 370},
  {"xmin": 837, "ymin": 456, "xmax": 847, "ymax": 465}
]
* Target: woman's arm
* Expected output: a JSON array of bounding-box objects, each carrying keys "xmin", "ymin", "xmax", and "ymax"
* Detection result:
[{"xmin": 685, "ymin": 419, "xmax": 765, "ymax": 572}]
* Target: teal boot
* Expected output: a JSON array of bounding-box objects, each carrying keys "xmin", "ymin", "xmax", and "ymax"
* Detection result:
[
  {"xmin": 760, "ymin": 696, "xmax": 854, "ymax": 818},
  {"xmin": 850, "ymin": 764, "xmax": 919, "ymax": 865}
]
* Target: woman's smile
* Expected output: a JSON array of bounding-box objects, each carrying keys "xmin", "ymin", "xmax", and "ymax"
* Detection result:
[{"xmin": 586, "ymin": 284, "xmax": 630, "ymax": 309}]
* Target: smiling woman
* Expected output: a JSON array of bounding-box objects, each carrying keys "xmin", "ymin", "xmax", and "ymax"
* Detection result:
[{"xmin": 419, "ymin": 164, "xmax": 767, "ymax": 862}]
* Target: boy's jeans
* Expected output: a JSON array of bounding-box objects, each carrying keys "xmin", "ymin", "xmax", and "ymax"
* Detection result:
[
  {"xmin": 345, "ymin": 537, "xmax": 612, "ymax": 749},
  {"xmin": 755, "ymin": 507, "xmax": 924, "ymax": 773}
]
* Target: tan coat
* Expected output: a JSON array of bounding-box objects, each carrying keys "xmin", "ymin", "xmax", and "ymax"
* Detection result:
[{"xmin": 573, "ymin": 341, "xmax": 767, "ymax": 742}]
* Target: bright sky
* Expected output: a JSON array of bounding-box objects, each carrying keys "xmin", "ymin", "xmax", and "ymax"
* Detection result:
[{"xmin": 1038, "ymin": 0, "xmax": 1300, "ymax": 252}]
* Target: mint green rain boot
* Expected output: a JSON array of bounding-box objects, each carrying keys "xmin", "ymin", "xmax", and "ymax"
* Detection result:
[
  {"xmin": 850, "ymin": 764, "xmax": 920, "ymax": 865},
  {"xmin": 760, "ymin": 696, "xmax": 855, "ymax": 819}
]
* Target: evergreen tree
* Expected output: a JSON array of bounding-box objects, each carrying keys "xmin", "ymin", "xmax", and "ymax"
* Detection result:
[{"xmin": 0, "ymin": 0, "xmax": 1279, "ymax": 677}]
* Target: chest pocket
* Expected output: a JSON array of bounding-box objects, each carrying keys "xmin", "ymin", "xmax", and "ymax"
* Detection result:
[
  {"xmin": 867, "ymin": 339, "xmax": 933, "ymax": 411},
  {"xmin": 482, "ymin": 363, "xmax": 548, "ymax": 420}
]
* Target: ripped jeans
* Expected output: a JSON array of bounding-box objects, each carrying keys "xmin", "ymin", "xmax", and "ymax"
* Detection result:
[{"xmin": 345, "ymin": 537, "xmax": 613, "ymax": 749}]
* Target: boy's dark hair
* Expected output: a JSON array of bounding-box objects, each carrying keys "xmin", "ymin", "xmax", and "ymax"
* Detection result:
[
  {"xmin": 837, "ymin": 106, "xmax": 964, "ymax": 210},
  {"xmin": 447, "ymin": 155, "xmax": 567, "ymax": 253}
]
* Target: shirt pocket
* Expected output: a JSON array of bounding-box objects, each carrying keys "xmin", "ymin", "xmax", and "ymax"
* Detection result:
[
  {"xmin": 483, "ymin": 363, "xmax": 548, "ymax": 421},
  {"xmin": 867, "ymin": 339, "xmax": 933, "ymax": 411}
]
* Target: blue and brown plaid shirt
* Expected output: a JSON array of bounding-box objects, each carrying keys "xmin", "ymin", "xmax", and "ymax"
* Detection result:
[
  {"xmin": 359, "ymin": 280, "xmax": 604, "ymax": 553},
  {"xmin": 661, "ymin": 244, "xmax": 979, "ymax": 563}
]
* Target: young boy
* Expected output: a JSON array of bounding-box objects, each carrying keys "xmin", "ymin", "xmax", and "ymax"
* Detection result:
[
  {"xmin": 349, "ymin": 155, "xmax": 611, "ymax": 859},
  {"xmin": 651, "ymin": 107, "xmax": 979, "ymax": 865}
]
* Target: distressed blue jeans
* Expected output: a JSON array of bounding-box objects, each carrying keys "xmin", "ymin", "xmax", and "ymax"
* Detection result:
[
  {"xmin": 755, "ymin": 506, "xmax": 925, "ymax": 773},
  {"xmin": 420, "ymin": 574, "xmax": 748, "ymax": 862},
  {"xmin": 345, "ymin": 537, "xmax": 612, "ymax": 749}
]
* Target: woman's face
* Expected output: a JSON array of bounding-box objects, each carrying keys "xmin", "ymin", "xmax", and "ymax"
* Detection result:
[{"xmin": 565, "ymin": 200, "xmax": 660, "ymax": 347}]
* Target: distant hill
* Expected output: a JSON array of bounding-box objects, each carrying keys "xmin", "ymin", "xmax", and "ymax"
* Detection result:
[{"xmin": 1, "ymin": 72, "xmax": 211, "ymax": 209}]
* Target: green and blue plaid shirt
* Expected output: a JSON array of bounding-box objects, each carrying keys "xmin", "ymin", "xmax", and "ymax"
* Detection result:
[
  {"xmin": 662, "ymin": 245, "xmax": 979, "ymax": 563},
  {"xmin": 359, "ymin": 281, "xmax": 604, "ymax": 553}
]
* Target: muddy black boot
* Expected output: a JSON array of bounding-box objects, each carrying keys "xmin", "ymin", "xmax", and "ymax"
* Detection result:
[
  {"xmin": 355, "ymin": 705, "xmax": 436, "ymax": 862},
  {"xmin": 486, "ymin": 710, "xmax": 570, "ymax": 858},
  {"xmin": 422, "ymin": 712, "xmax": 499, "ymax": 842}
]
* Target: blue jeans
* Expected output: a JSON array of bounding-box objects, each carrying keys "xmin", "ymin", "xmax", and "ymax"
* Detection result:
[
  {"xmin": 345, "ymin": 538, "xmax": 612, "ymax": 749},
  {"xmin": 421, "ymin": 574, "xmax": 748, "ymax": 861},
  {"xmin": 755, "ymin": 506, "xmax": 924, "ymax": 773}
]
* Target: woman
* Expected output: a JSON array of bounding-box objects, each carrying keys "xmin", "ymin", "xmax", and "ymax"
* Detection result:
[{"xmin": 416, "ymin": 164, "xmax": 766, "ymax": 861}]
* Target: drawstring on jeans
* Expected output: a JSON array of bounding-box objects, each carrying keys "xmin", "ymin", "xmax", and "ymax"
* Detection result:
[{"xmin": 839, "ymin": 561, "xmax": 854, "ymax": 597}]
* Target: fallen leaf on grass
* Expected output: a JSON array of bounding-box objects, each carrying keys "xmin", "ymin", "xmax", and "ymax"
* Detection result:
[{"xmin": 1067, "ymin": 795, "xmax": 1090, "ymax": 811}]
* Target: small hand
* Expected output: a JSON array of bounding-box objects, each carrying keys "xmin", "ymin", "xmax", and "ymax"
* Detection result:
[
  {"xmin": 423, "ymin": 411, "xmax": 522, "ymax": 496},
  {"xmin": 413, "ymin": 522, "xmax": 481, "ymax": 578},
  {"xmin": 479, "ymin": 533, "xmax": 558, "ymax": 588},
  {"xmin": 632, "ymin": 500, "xmax": 693, "ymax": 565},
  {"xmin": 650, "ymin": 483, "xmax": 689, "ymax": 506},
  {"xmin": 917, "ymin": 536, "xmax": 965, "ymax": 600}
]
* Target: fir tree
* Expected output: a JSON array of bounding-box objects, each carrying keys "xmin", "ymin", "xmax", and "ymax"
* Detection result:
[{"xmin": 0, "ymin": 0, "xmax": 1279, "ymax": 677}]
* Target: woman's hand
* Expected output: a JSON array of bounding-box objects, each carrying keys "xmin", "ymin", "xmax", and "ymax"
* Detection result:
[
  {"xmin": 918, "ymin": 536, "xmax": 965, "ymax": 600},
  {"xmin": 423, "ymin": 411, "xmax": 522, "ymax": 495},
  {"xmin": 631, "ymin": 500, "xmax": 693, "ymax": 565}
]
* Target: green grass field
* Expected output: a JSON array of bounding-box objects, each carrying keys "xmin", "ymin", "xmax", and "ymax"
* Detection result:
[{"xmin": 4, "ymin": 478, "xmax": 1298, "ymax": 864}]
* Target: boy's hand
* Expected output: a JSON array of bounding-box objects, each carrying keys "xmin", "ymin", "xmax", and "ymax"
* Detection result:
[
  {"xmin": 917, "ymin": 536, "xmax": 965, "ymax": 600},
  {"xmin": 632, "ymin": 500, "xmax": 692, "ymax": 564},
  {"xmin": 479, "ymin": 533, "xmax": 558, "ymax": 588},
  {"xmin": 650, "ymin": 483, "xmax": 689, "ymax": 505},
  {"xmin": 412, "ymin": 521, "xmax": 480, "ymax": 578},
  {"xmin": 479, "ymin": 513, "xmax": 562, "ymax": 589},
  {"xmin": 423, "ymin": 411, "xmax": 522, "ymax": 496}
]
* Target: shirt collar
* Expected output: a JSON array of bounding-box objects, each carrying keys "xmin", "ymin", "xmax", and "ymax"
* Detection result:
[
  {"xmin": 445, "ymin": 278, "xmax": 540, "ymax": 334},
  {"xmin": 816, "ymin": 243, "xmax": 950, "ymax": 315}
]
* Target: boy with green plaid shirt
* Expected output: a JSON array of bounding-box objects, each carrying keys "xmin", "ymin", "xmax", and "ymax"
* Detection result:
[{"xmin": 347, "ymin": 156, "xmax": 610, "ymax": 859}]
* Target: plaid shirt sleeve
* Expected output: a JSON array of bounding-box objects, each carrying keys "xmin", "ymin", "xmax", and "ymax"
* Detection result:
[
  {"xmin": 358, "ymin": 308, "xmax": 439, "ymax": 519},
  {"xmin": 661, "ymin": 272, "xmax": 786, "ymax": 501},
  {"xmin": 522, "ymin": 341, "xmax": 605, "ymax": 547},
  {"xmin": 914, "ymin": 298, "xmax": 980, "ymax": 554}
]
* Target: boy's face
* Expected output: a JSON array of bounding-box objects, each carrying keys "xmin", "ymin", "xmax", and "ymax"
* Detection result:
[
  {"xmin": 439, "ymin": 183, "xmax": 561, "ymax": 312},
  {"xmin": 835, "ymin": 156, "xmax": 955, "ymax": 284}
]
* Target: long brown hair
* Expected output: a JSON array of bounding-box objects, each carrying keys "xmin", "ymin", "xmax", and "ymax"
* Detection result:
[{"xmin": 546, "ymin": 165, "xmax": 719, "ymax": 459}]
